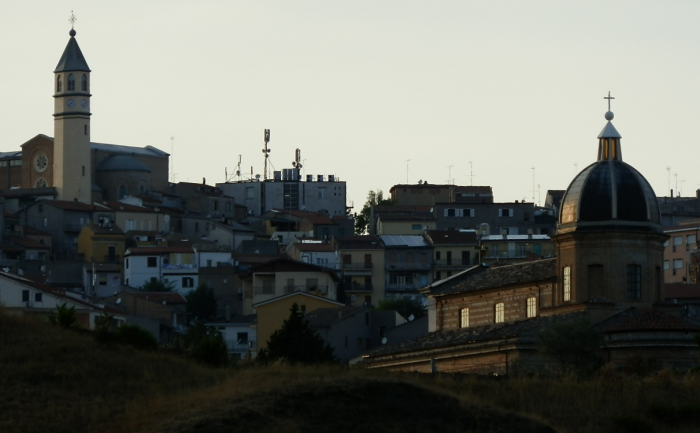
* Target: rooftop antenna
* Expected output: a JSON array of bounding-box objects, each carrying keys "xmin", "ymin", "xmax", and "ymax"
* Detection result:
[
  {"xmin": 675, "ymin": 173, "xmax": 678, "ymax": 196},
  {"xmin": 406, "ymin": 159, "xmax": 410, "ymax": 184},
  {"xmin": 447, "ymin": 165, "xmax": 453, "ymax": 184},
  {"xmin": 667, "ymin": 167, "xmax": 671, "ymax": 196},
  {"xmin": 262, "ymin": 129, "xmax": 271, "ymax": 180},
  {"xmin": 468, "ymin": 161, "xmax": 474, "ymax": 186},
  {"xmin": 170, "ymin": 136, "xmax": 175, "ymax": 183},
  {"xmin": 531, "ymin": 167, "xmax": 536, "ymax": 204},
  {"xmin": 292, "ymin": 148, "xmax": 303, "ymax": 174},
  {"xmin": 574, "ymin": 163, "xmax": 578, "ymax": 175}
]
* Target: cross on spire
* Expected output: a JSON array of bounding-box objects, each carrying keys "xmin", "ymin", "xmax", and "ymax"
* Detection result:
[
  {"xmin": 604, "ymin": 91, "xmax": 615, "ymax": 112},
  {"xmin": 69, "ymin": 10, "xmax": 77, "ymax": 29}
]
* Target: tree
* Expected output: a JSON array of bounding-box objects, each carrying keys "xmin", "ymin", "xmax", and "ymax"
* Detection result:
[
  {"xmin": 257, "ymin": 303, "xmax": 336, "ymax": 364},
  {"xmin": 354, "ymin": 189, "xmax": 394, "ymax": 235},
  {"xmin": 186, "ymin": 283, "xmax": 217, "ymax": 322},
  {"xmin": 140, "ymin": 278, "xmax": 176, "ymax": 292},
  {"xmin": 375, "ymin": 297, "xmax": 426, "ymax": 320},
  {"xmin": 178, "ymin": 321, "xmax": 229, "ymax": 367},
  {"xmin": 48, "ymin": 302, "xmax": 77, "ymax": 328},
  {"xmin": 536, "ymin": 317, "xmax": 604, "ymax": 376}
]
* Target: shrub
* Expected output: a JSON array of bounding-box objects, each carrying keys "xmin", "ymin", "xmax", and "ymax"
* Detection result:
[
  {"xmin": 114, "ymin": 324, "xmax": 158, "ymax": 351},
  {"xmin": 48, "ymin": 302, "xmax": 77, "ymax": 328}
]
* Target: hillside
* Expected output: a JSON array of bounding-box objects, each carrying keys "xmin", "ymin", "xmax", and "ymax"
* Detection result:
[{"xmin": 1, "ymin": 309, "xmax": 699, "ymax": 433}]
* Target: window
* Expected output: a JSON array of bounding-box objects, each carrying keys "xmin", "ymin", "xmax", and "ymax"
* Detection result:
[
  {"xmin": 67, "ymin": 73, "xmax": 75, "ymax": 91},
  {"xmin": 147, "ymin": 257, "xmax": 157, "ymax": 267},
  {"xmin": 225, "ymin": 201, "xmax": 232, "ymax": 212},
  {"xmin": 411, "ymin": 224, "xmax": 422, "ymax": 230},
  {"xmin": 237, "ymin": 332, "xmax": 248, "ymax": 344},
  {"xmin": 687, "ymin": 234, "xmax": 697, "ymax": 245},
  {"xmin": 81, "ymin": 74, "xmax": 87, "ymax": 91},
  {"xmin": 182, "ymin": 277, "xmax": 194, "ymax": 288},
  {"xmin": 435, "ymin": 251, "xmax": 441, "ymax": 260},
  {"xmin": 246, "ymin": 187, "xmax": 254, "ymax": 199},
  {"xmin": 499, "ymin": 208, "xmax": 514, "ymax": 217},
  {"xmin": 663, "ymin": 239, "xmax": 669, "ymax": 247},
  {"xmin": 673, "ymin": 259, "xmax": 683, "ymax": 269},
  {"xmin": 22, "ymin": 290, "xmax": 29, "ymax": 302},
  {"xmin": 126, "ymin": 219, "xmax": 135, "ymax": 231},
  {"xmin": 43, "ymin": 217, "xmax": 48, "ymax": 227},
  {"xmin": 626, "ymin": 264, "xmax": 642, "ymax": 299},
  {"xmin": 318, "ymin": 187, "xmax": 327, "ymax": 199},
  {"xmin": 435, "ymin": 271, "xmax": 441, "ymax": 280},
  {"xmin": 563, "ymin": 266, "xmax": 571, "ymax": 301},
  {"xmin": 56, "ymin": 75, "xmax": 62, "ymax": 92},
  {"xmin": 211, "ymin": 200, "xmax": 218, "ymax": 211},
  {"xmin": 494, "ymin": 303, "xmax": 504, "ymax": 323},
  {"xmin": 673, "ymin": 236, "xmax": 683, "ymax": 246},
  {"xmin": 527, "ymin": 297, "xmax": 536, "ymax": 318},
  {"xmin": 125, "ymin": 258, "xmax": 129, "ymax": 269},
  {"xmin": 194, "ymin": 222, "xmax": 199, "ymax": 232},
  {"xmin": 306, "ymin": 278, "xmax": 318, "ymax": 291},
  {"xmin": 84, "ymin": 125, "xmax": 88, "ymax": 135},
  {"xmin": 460, "ymin": 308, "xmax": 469, "ymax": 328},
  {"xmin": 36, "ymin": 178, "xmax": 47, "ymax": 188},
  {"xmin": 118, "ymin": 185, "xmax": 126, "ymax": 199},
  {"xmin": 663, "ymin": 260, "xmax": 669, "ymax": 270}
]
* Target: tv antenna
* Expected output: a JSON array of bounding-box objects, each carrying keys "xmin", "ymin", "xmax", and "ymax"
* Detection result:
[
  {"xmin": 225, "ymin": 155, "xmax": 243, "ymax": 182},
  {"xmin": 468, "ymin": 161, "xmax": 474, "ymax": 186},
  {"xmin": 262, "ymin": 129, "xmax": 271, "ymax": 180},
  {"xmin": 292, "ymin": 148, "xmax": 303, "ymax": 175}
]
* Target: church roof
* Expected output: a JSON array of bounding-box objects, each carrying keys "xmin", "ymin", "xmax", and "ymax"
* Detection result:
[
  {"xmin": 91, "ymin": 142, "xmax": 169, "ymax": 158},
  {"xmin": 96, "ymin": 155, "xmax": 151, "ymax": 173},
  {"xmin": 426, "ymin": 258, "xmax": 556, "ymax": 297},
  {"xmin": 594, "ymin": 308, "xmax": 700, "ymax": 333},
  {"xmin": 54, "ymin": 31, "xmax": 90, "ymax": 73}
]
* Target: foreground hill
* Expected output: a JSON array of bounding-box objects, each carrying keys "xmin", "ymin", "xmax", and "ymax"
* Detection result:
[{"xmin": 2, "ymin": 309, "xmax": 699, "ymax": 433}]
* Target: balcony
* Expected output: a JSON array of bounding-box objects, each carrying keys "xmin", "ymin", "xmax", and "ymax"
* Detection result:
[
  {"xmin": 385, "ymin": 283, "xmax": 421, "ymax": 292},
  {"xmin": 161, "ymin": 263, "xmax": 197, "ymax": 270},
  {"xmin": 433, "ymin": 259, "xmax": 471, "ymax": 268},
  {"xmin": 385, "ymin": 262, "xmax": 431, "ymax": 271},
  {"xmin": 341, "ymin": 262, "xmax": 373, "ymax": 275},
  {"xmin": 346, "ymin": 282, "xmax": 373, "ymax": 292}
]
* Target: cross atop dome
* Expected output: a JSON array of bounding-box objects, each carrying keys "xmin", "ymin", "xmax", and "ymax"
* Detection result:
[
  {"xmin": 604, "ymin": 91, "xmax": 615, "ymax": 121},
  {"xmin": 68, "ymin": 11, "xmax": 77, "ymax": 37}
]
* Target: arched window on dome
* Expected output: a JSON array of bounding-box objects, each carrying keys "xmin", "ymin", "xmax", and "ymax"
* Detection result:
[
  {"xmin": 56, "ymin": 75, "xmax": 62, "ymax": 92},
  {"xmin": 139, "ymin": 185, "xmax": 145, "ymax": 195},
  {"xmin": 81, "ymin": 74, "xmax": 88, "ymax": 91},
  {"xmin": 67, "ymin": 74, "xmax": 75, "ymax": 91},
  {"xmin": 626, "ymin": 264, "xmax": 642, "ymax": 300},
  {"xmin": 118, "ymin": 185, "xmax": 126, "ymax": 199},
  {"xmin": 562, "ymin": 266, "xmax": 571, "ymax": 302}
]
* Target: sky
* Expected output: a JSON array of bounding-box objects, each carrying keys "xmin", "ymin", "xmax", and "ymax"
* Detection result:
[{"xmin": 2, "ymin": 1, "xmax": 699, "ymax": 211}]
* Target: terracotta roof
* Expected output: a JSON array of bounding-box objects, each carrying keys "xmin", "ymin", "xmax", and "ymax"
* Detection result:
[
  {"xmin": 130, "ymin": 292, "xmax": 187, "ymax": 304},
  {"xmin": 270, "ymin": 209, "xmax": 335, "ymax": 225},
  {"xmin": 292, "ymin": 243, "xmax": 335, "ymax": 252},
  {"xmin": 665, "ymin": 283, "xmax": 700, "ymax": 299},
  {"xmin": 306, "ymin": 306, "xmax": 365, "ymax": 328},
  {"xmin": 363, "ymin": 312, "xmax": 585, "ymax": 359},
  {"xmin": 37, "ymin": 200, "xmax": 109, "ymax": 212},
  {"xmin": 125, "ymin": 246, "xmax": 193, "ymax": 255},
  {"xmin": 21, "ymin": 226, "xmax": 50, "ymax": 236},
  {"xmin": 100, "ymin": 201, "xmax": 158, "ymax": 213},
  {"xmin": 594, "ymin": 308, "xmax": 700, "ymax": 333},
  {"xmin": 335, "ymin": 235, "xmax": 384, "ymax": 250},
  {"xmin": 428, "ymin": 258, "xmax": 556, "ymax": 297},
  {"xmin": 5, "ymin": 236, "xmax": 50, "ymax": 249},
  {"xmin": 377, "ymin": 213, "xmax": 435, "ymax": 222},
  {"xmin": 243, "ymin": 257, "xmax": 339, "ymax": 280},
  {"xmin": 424, "ymin": 230, "xmax": 478, "ymax": 246}
]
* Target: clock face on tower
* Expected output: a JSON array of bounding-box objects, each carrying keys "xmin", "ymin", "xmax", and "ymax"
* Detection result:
[
  {"xmin": 81, "ymin": 99, "xmax": 88, "ymax": 109},
  {"xmin": 67, "ymin": 98, "xmax": 75, "ymax": 108},
  {"xmin": 35, "ymin": 154, "xmax": 48, "ymax": 173}
]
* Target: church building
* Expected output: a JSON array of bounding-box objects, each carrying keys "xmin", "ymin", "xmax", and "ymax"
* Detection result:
[
  {"xmin": 360, "ymin": 100, "xmax": 700, "ymax": 373},
  {"xmin": 0, "ymin": 24, "xmax": 168, "ymax": 204}
]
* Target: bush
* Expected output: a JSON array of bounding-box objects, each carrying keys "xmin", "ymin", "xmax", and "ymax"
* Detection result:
[
  {"xmin": 536, "ymin": 317, "xmax": 604, "ymax": 376},
  {"xmin": 114, "ymin": 324, "xmax": 158, "ymax": 351}
]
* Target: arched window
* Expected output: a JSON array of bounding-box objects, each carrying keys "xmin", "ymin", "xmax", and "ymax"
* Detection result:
[
  {"xmin": 36, "ymin": 178, "xmax": 47, "ymax": 188},
  {"xmin": 67, "ymin": 74, "xmax": 75, "ymax": 91},
  {"xmin": 626, "ymin": 264, "xmax": 642, "ymax": 299},
  {"xmin": 562, "ymin": 266, "xmax": 571, "ymax": 302},
  {"xmin": 56, "ymin": 75, "xmax": 62, "ymax": 92},
  {"xmin": 526, "ymin": 297, "xmax": 537, "ymax": 318},
  {"xmin": 139, "ymin": 185, "xmax": 145, "ymax": 195},
  {"xmin": 460, "ymin": 308, "xmax": 469, "ymax": 328},
  {"xmin": 81, "ymin": 74, "xmax": 88, "ymax": 91},
  {"xmin": 118, "ymin": 185, "xmax": 126, "ymax": 199}
]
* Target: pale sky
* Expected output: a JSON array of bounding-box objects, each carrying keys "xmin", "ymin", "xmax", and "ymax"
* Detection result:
[{"xmin": 2, "ymin": 1, "xmax": 699, "ymax": 212}]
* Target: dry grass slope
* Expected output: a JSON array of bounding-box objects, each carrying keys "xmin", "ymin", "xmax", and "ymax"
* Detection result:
[{"xmin": 2, "ymin": 308, "xmax": 700, "ymax": 433}]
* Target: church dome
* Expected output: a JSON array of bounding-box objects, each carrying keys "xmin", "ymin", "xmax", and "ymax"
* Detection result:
[
  {"xmin": 96, "ymin": 155, "xmax": 151, "ymax": 173},
  {"xmin": 558, "ymin": 104, "xmax": 661, "ymax": 234}
]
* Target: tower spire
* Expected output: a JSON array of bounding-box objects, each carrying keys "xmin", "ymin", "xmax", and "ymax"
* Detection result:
[{"xmin": 597, "ymin": 91, "xmax": 622, "ymax": 161}]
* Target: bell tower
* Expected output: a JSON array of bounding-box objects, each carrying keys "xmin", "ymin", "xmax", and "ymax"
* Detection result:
[{"xmin": 53, "ymin": 14, "xmax": 92, "ymax": 203}]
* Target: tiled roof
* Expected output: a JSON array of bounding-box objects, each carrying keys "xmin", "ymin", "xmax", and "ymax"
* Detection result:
[
  {"xmin": 5, "ymin": 236, "xmax": 50, "ymax": 249},
  {"xmin": 39, "ymin": 200, "xmax": 110, "ymax": 212},
  {"xmin": 130, "ymin": 292, "xmax": 187, "ymax": 304},
  {"xmin": 306, "ymin": 306, "xmax": 365, "ymax": 328},
  {"xmin": 377, "ymin": 213, "xmax": 435, "ymax": 221},
  {"xmin": 292, "ymin": 243, "xmax": 335, "ymax": 252},
  {"xmin": 428, "ymin": 258, "xmax": 556, "ymax": 297},
  {"xmin": 100, "ymin": 201, "xmax": 157, "ymax": 213},
  {"xmin": 665, "ymin": 283, "xmax": 700, "ymax": 299},
  {"xmin": 125, "ymin": 246, "xmax": 193, "ymax": 255},
  {"xmin": 335, "ymin": 235, "xmax": 384, "ymax": 250},
  {"xmin": 595, "ymin": 308, "xmax": 700, "ymax": 333},
  {"xmin": 363, "ymin": 312, "xmax": 585, "ymax": 359},
  {"xmin": 424, "ymin": 230, "xmax": 477, "ymax": 245}
]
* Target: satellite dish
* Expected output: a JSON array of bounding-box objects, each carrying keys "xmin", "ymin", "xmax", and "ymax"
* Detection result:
[
  {"xmin": 381, "ymin": 337, "xmax": 388, "ymax": 345},
  {"xmin": 255, "ymin": 174, "xmax": 261, "ymax": 179},
  {"xmin": 408, "ymin": 314, "xmax": 415, "ymax": 322},
  {"xmin": 116, "ymin": 298, "xmax": 121, "ymax": 304},
  {"xmin": 418, "ymin": 180, "xmax": 423, "ymax": 185}
]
